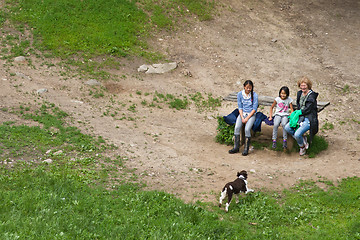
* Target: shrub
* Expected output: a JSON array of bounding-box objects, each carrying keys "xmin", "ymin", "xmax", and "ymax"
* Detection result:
[{"xmin": 215, "ymin": 117, "xmax": 234, "ymax": 145}]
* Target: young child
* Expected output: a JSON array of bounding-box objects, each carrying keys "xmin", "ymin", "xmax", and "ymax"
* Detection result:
[{"xmin": 269, "ymin": 86, "xmax": 294, "ymax": 149}]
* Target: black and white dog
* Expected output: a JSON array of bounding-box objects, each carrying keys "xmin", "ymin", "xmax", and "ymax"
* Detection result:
[{"xmin": 219, "ymin": 170, "xmax": 254, "ymax": 212}]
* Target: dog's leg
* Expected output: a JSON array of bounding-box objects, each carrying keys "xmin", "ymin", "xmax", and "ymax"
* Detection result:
[
  {"xmin": 235, "ymin": 193, "xmax": 240, "ymax": 204},
  {"xmin": 246, "ymin": 188, "xmax": 254, "ymax": 194},
  {"xmin": 225, "ymin": 190, "xmax": 233, "ymax": 212},
  {"xmin": 245, "ymin": 182, "xmax": 254, "ymax": 194},
  {"xmin": 219, "ymin": 188, "xmax": 227, "ymax": 207}
]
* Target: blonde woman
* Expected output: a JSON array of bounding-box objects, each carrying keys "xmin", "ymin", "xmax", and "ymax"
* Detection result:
[{"xmin": 284, "ymin": 77, "xmax": 319, "ymax": 156}]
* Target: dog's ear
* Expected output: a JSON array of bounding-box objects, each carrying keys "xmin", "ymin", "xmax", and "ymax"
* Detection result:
[
  {"xmin": 240, "ymin": 170, "xmax": 248, "ymax": 178},
  {"xmin": 237, "ymin": 172, "xmax": 241, "ymax": 177}
]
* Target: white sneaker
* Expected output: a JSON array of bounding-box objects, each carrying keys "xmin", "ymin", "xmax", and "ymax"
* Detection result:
[
  {"xmin": 303, "ymin": 136, "xmax": 309, "ymax": 149},
  {"xmin": 299, "ymin": 147, "xmax": 306, "ymax": 156}
]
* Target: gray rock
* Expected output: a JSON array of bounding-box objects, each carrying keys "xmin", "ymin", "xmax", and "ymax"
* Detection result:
[
  {"xmin": 14, "ymin": 56, "xmax": 26, "ymax": 62},
  {"xmin": 85, "ymin": 79, "xmax": 101, "ymax": 86},
  {"xmin": 37, "ymin": 88, "xmax": 48, "ymax": 94},
  {"xmin": 138, "ymin": 62, "xmax": 177, "ymax": 74},
  {"xmin": 137, "ymin": 65, "xmax": 149, "ymax": 72}
]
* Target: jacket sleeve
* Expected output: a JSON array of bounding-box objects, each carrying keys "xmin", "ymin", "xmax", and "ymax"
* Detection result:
[
  {"xmin": 252, "ymin": 93, "xmax": 259, "ymax": 111},
  {"xmin": 237, "ymin": 92, "xmax": 243, "ymax": 110}
]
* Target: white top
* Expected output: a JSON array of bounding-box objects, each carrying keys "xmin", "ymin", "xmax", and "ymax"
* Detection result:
[{"xmin": 274, "ymin": 96, "xmax": 293, "ymax": 116}]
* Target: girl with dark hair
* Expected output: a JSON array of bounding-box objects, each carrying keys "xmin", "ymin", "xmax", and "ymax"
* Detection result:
[
  {"xmin": 269, "ymin": 86, "xmax": 294, "ymax": 149},
  {"xmin": 229, "ymin": 80, "xmax": 259, "ymax": 156}
]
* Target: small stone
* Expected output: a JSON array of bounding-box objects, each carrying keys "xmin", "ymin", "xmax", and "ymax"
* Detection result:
[
  {"xmin": 43, "ymin": 159, "xmax": 53, "ymax": 163},
  {"xmin": 54, "ymin": 150, "xmax": 63, "ymax": 155},
  {"xmin": 85, "ymin": 79, "xmax": 100, "ymax": 86},
  {"xmin": 14, "ymin": 56, "xmax": 26, "ymax": 62},
  {"xmin": 37, "ymin": 88, "xmax": 48, "ymax": 94}
]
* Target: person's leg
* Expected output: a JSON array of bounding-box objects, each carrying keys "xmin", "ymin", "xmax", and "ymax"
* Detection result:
[
  {"xmin": 281, "ymin": 116, "xmax": 289, "ymax": 149},
  {"xmin": 233, "ymin": 114, "xmax": 243, "ymax": 136},
  {"xmin": 242, "ymin": 114, "xmax": 255, "ymax": 156},
  {"xmin": 244, "ymin": 115, "xmax": 255, "ymax": 138},
  {"xmin": 229, "ymin": 114, "xmax": 243, "ymax": 154},
  {"xmin": 284, "ymin": 122, "xmax": 295, "ymax": 137},
  {"xmin": 293, "ymin": 118, "xmax": 310, "ymax": 147},
  {"xmin": 272, "ymin": 116, "xmax": 281, "ymax": 148},
  {"xmin": 280, "ymin": 116, "xmax": 289, "ymax": 140}
]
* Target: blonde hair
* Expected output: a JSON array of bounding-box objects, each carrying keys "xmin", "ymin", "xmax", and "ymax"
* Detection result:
[{"xmin": 297, "ymin": 76, "xmax": 312, "ymax": 90}]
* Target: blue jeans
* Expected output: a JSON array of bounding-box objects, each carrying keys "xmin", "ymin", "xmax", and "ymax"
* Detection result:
[{"xmin": 284, "ymin": 118, "xmax": 310, "ymax": 147}]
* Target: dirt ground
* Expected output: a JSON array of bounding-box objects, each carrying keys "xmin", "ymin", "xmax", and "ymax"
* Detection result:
[{"xmin": 1, "ymin": 0, "xmax": 359, "ymax": 203}]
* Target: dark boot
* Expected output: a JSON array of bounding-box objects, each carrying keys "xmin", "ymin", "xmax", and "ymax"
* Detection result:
[
  {"xmin": 229, "ymin": 135, "xmax": 240, "ymax": 154},
  {"xmin": 242, "ymin": 137, "xmax": 251, "ymax": 156}
]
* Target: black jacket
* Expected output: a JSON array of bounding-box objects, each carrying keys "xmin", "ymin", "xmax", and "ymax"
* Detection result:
[{"xmin": 297, "ymin": 90, "xmax": 319, "ymax": 144}]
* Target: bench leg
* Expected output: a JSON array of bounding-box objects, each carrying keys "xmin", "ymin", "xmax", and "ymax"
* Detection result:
[{"xmin": 240, "ymin": 125, "xmax": 245, "ymax": 146}]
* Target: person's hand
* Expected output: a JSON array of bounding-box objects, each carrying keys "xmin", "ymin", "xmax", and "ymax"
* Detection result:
[
  {"xmin": 269, "ymin": 116, "xmax": 273, "ymax": 121},
  {"xmin": 242, "ymin": 117, "xmax": 248, "ymax": 124}
]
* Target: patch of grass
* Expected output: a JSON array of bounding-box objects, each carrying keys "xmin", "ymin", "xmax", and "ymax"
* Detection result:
[
  {"xmin": 306, "ymin": 135, "xmax": 328, "ymax": 158},
  {"xmin": 321, "ymin": 121, "xmax": 334, "ymax": 131},
  {"xmin": 352, "ymin": 119, "xmax": 360, "ymax": 125},
  {"xmin": 342, "ymin": 84, "xmax": 350, "ymax": 93},
  {"xmin": 3, "ymin": 0, "xmax": 215, "ymax": 78},
  {"xmin": 190, "ymin": 92, "xmax": 222, "ymax": 113},
  {"xmin": 0, "ymin": 102, "xmax": 108, "ymax": 160},
  {"xmin": 142, "ymin": 91, "xmax": 221, "ymax": 111},
  {"xmin": 168, "ymin": 97, "xmax": 189, "ymax": 110},
  {"xmin": 177, "ymin": 0, "xmax": 215, "ymax": 21},
  {"xmin": 6, "ymin": 0, "xmax": 215, "ymax": 59},
  {"xmin": 9, "ymin": 0, "xmax": 148, "ymax": 58},
  {"xmin": 0, "ymin": 10, "xmax": 6, "ymax": 27}
]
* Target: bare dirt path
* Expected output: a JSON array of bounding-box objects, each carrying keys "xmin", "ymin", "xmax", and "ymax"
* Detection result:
[{"xmin": 1, "ymin": 0, "xmax": 359, "ymax": 203}]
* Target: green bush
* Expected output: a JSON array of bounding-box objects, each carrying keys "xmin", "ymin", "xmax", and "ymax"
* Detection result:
[{"xmin": 215, "ymin": 117, "xmax": 234, "ymax": 145}]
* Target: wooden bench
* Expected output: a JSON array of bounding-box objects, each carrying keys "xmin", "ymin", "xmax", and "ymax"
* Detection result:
[
  {"xmin": 223, "ymin": 92, "xmax": 330, "ymax": 112},
  {"xmin": 223, "ymin": 92, "xmax": 330, "ymax": 146}
]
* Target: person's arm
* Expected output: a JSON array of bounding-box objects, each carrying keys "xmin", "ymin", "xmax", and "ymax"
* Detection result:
[
  {"xmin": 237, "ymin": 92, "xmax": 243, "ymax": 113},
  {"xmin": 269, "ymin": 100, "xmax": 277, "ymax": 120},
  {"xmin": 239, "ymin": 109, "xmax": 244, "ymax": 120},
  {"xmin": 289, "ymin": 102, "xmax": 294, "ymax": 113}
]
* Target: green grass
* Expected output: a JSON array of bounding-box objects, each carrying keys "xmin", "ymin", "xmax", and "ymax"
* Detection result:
[
  {"xmin": 190, "ymin": 92, "xmax": 222, "ymax": 113},
  {"xmin": 141, "ymin": 91, "xmax": 221, "ymax": 111},
  {"xmin": 8, "ymin": 0, "xmax": 148, "ymax": 57},
  {"xmin": 1, "ymin": 0, "xmax": 215, "ymax": 79},
  {"xmin": 0, "ymin": 103, "xmax": 107, "ymax": 159},
  {"xmin": 1, "ymin": 103, "xmax": 359, "ymax": 239},
  {"xmin": 1, "ymin": 164, "xmax": 359, "ymax": 239},
  {"xmin": 5, "ymin": 0, "xmax": 215, "ymax": 60}
]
